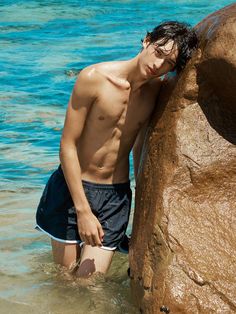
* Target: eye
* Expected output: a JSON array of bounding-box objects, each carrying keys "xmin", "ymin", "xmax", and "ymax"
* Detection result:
[
  {"xmin": 154, "ymin": 49, "xmax": 163, "ymax": 58},
  {"xmin": 155, "ymin": 48, "xmax": 163, "ymax": 56}
]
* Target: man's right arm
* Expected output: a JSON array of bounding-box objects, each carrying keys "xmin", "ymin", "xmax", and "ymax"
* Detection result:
[{"xmin": 59, "ymin": 67, "xmax": 104, "ymax": 247}]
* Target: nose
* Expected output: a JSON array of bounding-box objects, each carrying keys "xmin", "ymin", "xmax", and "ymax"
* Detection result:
[{"xmin": 154, "ymin": 58, "xmax": 165, "ymax": 69}]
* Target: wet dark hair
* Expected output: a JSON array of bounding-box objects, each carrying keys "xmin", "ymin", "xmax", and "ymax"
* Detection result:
[{"xmin": 142, "ymin": 21, "xmax": 198, "ymax": 73}]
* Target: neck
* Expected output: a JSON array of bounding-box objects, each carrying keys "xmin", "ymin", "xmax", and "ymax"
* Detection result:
[{"xmin": 119, "ymin": 55, "xmax": 150, "ymax": 91}]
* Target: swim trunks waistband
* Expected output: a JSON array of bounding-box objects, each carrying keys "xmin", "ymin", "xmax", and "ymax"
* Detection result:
[
  {"xmin": 57, "ymin": 165, "xmax": 130, "ymax": 190},
  {"xmin": 81, "ymin": 179, "xmax": 130, "ymax": 190}
]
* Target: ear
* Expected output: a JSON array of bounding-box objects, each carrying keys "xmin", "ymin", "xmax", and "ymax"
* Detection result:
[{"xmin": 143, "ymin": 36, "xmax": 151, "ymax": 49}]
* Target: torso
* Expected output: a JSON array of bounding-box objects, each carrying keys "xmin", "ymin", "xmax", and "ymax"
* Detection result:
[{"xmin": 77, "ymin": 61, "xmax": 161, "ymax": 183}]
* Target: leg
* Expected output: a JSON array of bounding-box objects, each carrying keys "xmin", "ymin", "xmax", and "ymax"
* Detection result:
[
  {"xmin": 51, "ymin": 239, "xmax": 81, "ymax": 270},
  {"xmin": 76, "ymin": 244, "xmax": 114, "ymax": 277}
]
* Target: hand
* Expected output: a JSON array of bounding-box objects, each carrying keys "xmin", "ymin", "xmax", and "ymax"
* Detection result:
[{"xmin": 76, "ymin": 210, "xmax": 104, "ymax": 247}]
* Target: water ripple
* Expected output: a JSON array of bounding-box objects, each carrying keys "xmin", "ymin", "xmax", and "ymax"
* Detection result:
[{"xmin": 0, "ymin": 0, "xmax": 234, "ymax": 312}]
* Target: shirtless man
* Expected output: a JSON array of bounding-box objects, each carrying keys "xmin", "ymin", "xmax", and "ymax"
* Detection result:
[{"xmin": 36, "ymin": 21, "xmax": 198, "ymax": 277}]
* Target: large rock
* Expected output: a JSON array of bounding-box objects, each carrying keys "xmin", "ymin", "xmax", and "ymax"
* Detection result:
[{"xmin": 129, "ymin": 4, "xmax": 236, "ymax": 314}]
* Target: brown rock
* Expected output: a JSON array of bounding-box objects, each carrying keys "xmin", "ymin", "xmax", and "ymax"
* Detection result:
[{"xmin": 129, "ymin": 4, "xmax": 236, "ymax": 314}]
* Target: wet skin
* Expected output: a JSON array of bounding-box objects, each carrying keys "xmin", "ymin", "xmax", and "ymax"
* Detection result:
[{"xmin": 55, "ymin": 38, "xmax": 178, "ymax": 273}]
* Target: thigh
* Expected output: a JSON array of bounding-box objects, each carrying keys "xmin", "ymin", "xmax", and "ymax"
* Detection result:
[
  {"xmin": 51, "ymin": 239, "xmax": 81, "ymax": 270},
  {"xmin": 76, "ymin": 244, "xmax": 114, "ymax": 278}
]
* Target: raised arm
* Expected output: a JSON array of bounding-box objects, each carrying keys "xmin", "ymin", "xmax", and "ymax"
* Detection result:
[{"xmin": 60, "ymin": 67, "xmax": 104, "ymax": 247}]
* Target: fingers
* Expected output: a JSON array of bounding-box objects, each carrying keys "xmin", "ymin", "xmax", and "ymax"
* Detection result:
[
  {"xmin": 80, "ymin": 234, "xmax": 95, "ymax": 246},
  {"xmin": 80, "ymin": 233, "xmax": 101, "ymax": 247},
  {"xmin": 87, "ymin": 235, "xmax": 96, "ymax": 247},
  {"xmin": 80, "ymin": 234, "xmax": 86, "ymax": 247},
  {"xmin": 98, "ymin": 225, "xmax": 104, "ymax": 242},
  {"xmin": 93, "ymin": 232, "xmax": 102, "ymax": 247},
  {"xmin": 78, "ymin": 217, "xmax": 105, "ymax": 247}
]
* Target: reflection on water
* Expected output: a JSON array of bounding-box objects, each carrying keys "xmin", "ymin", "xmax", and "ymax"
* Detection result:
[
  {"xmin": 1, "ymin": 256, "xmax": 136, "ymax": 314},
  {"xmin": 0, "ymin": 190, "xmax": 137, "ymax": 314}
]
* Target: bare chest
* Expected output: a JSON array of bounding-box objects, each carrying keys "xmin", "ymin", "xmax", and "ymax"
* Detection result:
[{"xmin": 88, "ymin": 85, "xmax": 156, "ymax": 135}]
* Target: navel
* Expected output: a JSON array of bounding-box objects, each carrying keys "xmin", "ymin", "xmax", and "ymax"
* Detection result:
[{"xmin": 98, "ymin": 115, "xmax": 105, "ymax": 120}]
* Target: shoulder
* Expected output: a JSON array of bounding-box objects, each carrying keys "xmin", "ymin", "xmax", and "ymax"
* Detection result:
[
  {"xmin": 72, "ymin": 65, "xmax": 107, "ymax": 99},
  {"xmin": 146, "ymin": 77, "xmax": 162, "ymax": 95},
  {"xmin": 84, "ymin": 61, "xmax": 130, "ymax": 89},
  {"xmin": 74, "ymin": 62, "xmax": 120, "ymax": 87},
  {"xmin": 140, "ymin": 77, "xmax": 162, "ymax": 103},
  {"xmin": 75, "ymin": 65, "xmax": 103, "ymax": 86}
]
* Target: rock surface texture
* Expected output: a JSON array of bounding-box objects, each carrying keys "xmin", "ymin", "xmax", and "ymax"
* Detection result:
[{"xmin": 129, "ymin": 4, "xmax": 236, "ymax": 314}]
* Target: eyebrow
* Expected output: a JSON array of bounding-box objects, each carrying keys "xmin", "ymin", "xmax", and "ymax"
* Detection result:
[{"xmin": 157, "ymin": 46, "xmax": 176, "ymax": 66}]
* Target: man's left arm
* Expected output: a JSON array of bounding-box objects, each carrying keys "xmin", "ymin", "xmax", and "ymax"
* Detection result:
[
  {"xmin": 133, "ymin": 78, "xmax": 162, "ymax": 182},
  {"xmin": 132, "ymin": 120, "xmax": 150, "ymax": 183}
]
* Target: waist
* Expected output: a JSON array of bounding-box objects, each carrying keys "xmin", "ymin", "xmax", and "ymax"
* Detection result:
[
  {"xmin": 82, "ymin": 179, "xmax": 130, "ymax": 190},
  {"xmin": 57, "ymin": 164, "xmax": 130, "ymax": 190}
]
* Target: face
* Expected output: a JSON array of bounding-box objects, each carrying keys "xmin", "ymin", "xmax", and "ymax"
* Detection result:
[{"xmin": 139, "ymin": 37, "xmax": 178, "ymax": 78}]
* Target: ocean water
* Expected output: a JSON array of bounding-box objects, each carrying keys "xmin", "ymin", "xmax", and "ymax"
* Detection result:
[{"xmin": 0, "ymin": 0, "xmax": 235, "ymax": 313}]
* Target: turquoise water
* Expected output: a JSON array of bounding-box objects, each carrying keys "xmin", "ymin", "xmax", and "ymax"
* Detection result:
[{"xmin": 0, "ymin": 1, "xmax": 235, "ymax": 313}]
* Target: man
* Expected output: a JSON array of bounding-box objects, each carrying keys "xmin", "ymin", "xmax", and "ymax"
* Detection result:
[{"xmin": 36, "ymin": 21, "xmax": 198, "ymax": 277}]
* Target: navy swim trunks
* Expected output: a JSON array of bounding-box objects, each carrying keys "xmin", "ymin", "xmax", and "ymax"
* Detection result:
[{"xmin": 35, "ymin": 165, "xmax": 132, "ymax": 251}]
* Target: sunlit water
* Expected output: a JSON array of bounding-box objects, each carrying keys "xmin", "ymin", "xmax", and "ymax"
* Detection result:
[{"xmin": 0, "ymin": 0, "xmax": 234, "ymax": 313}]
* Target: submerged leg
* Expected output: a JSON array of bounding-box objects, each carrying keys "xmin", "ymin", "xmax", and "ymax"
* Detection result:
[
  {"xmin": 51, "ymin": 239, "xmax": 81, "ymax": 270},
  {"xmin": 76, "ymin": 244, "xmax": 114, "ymax": 278}
]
